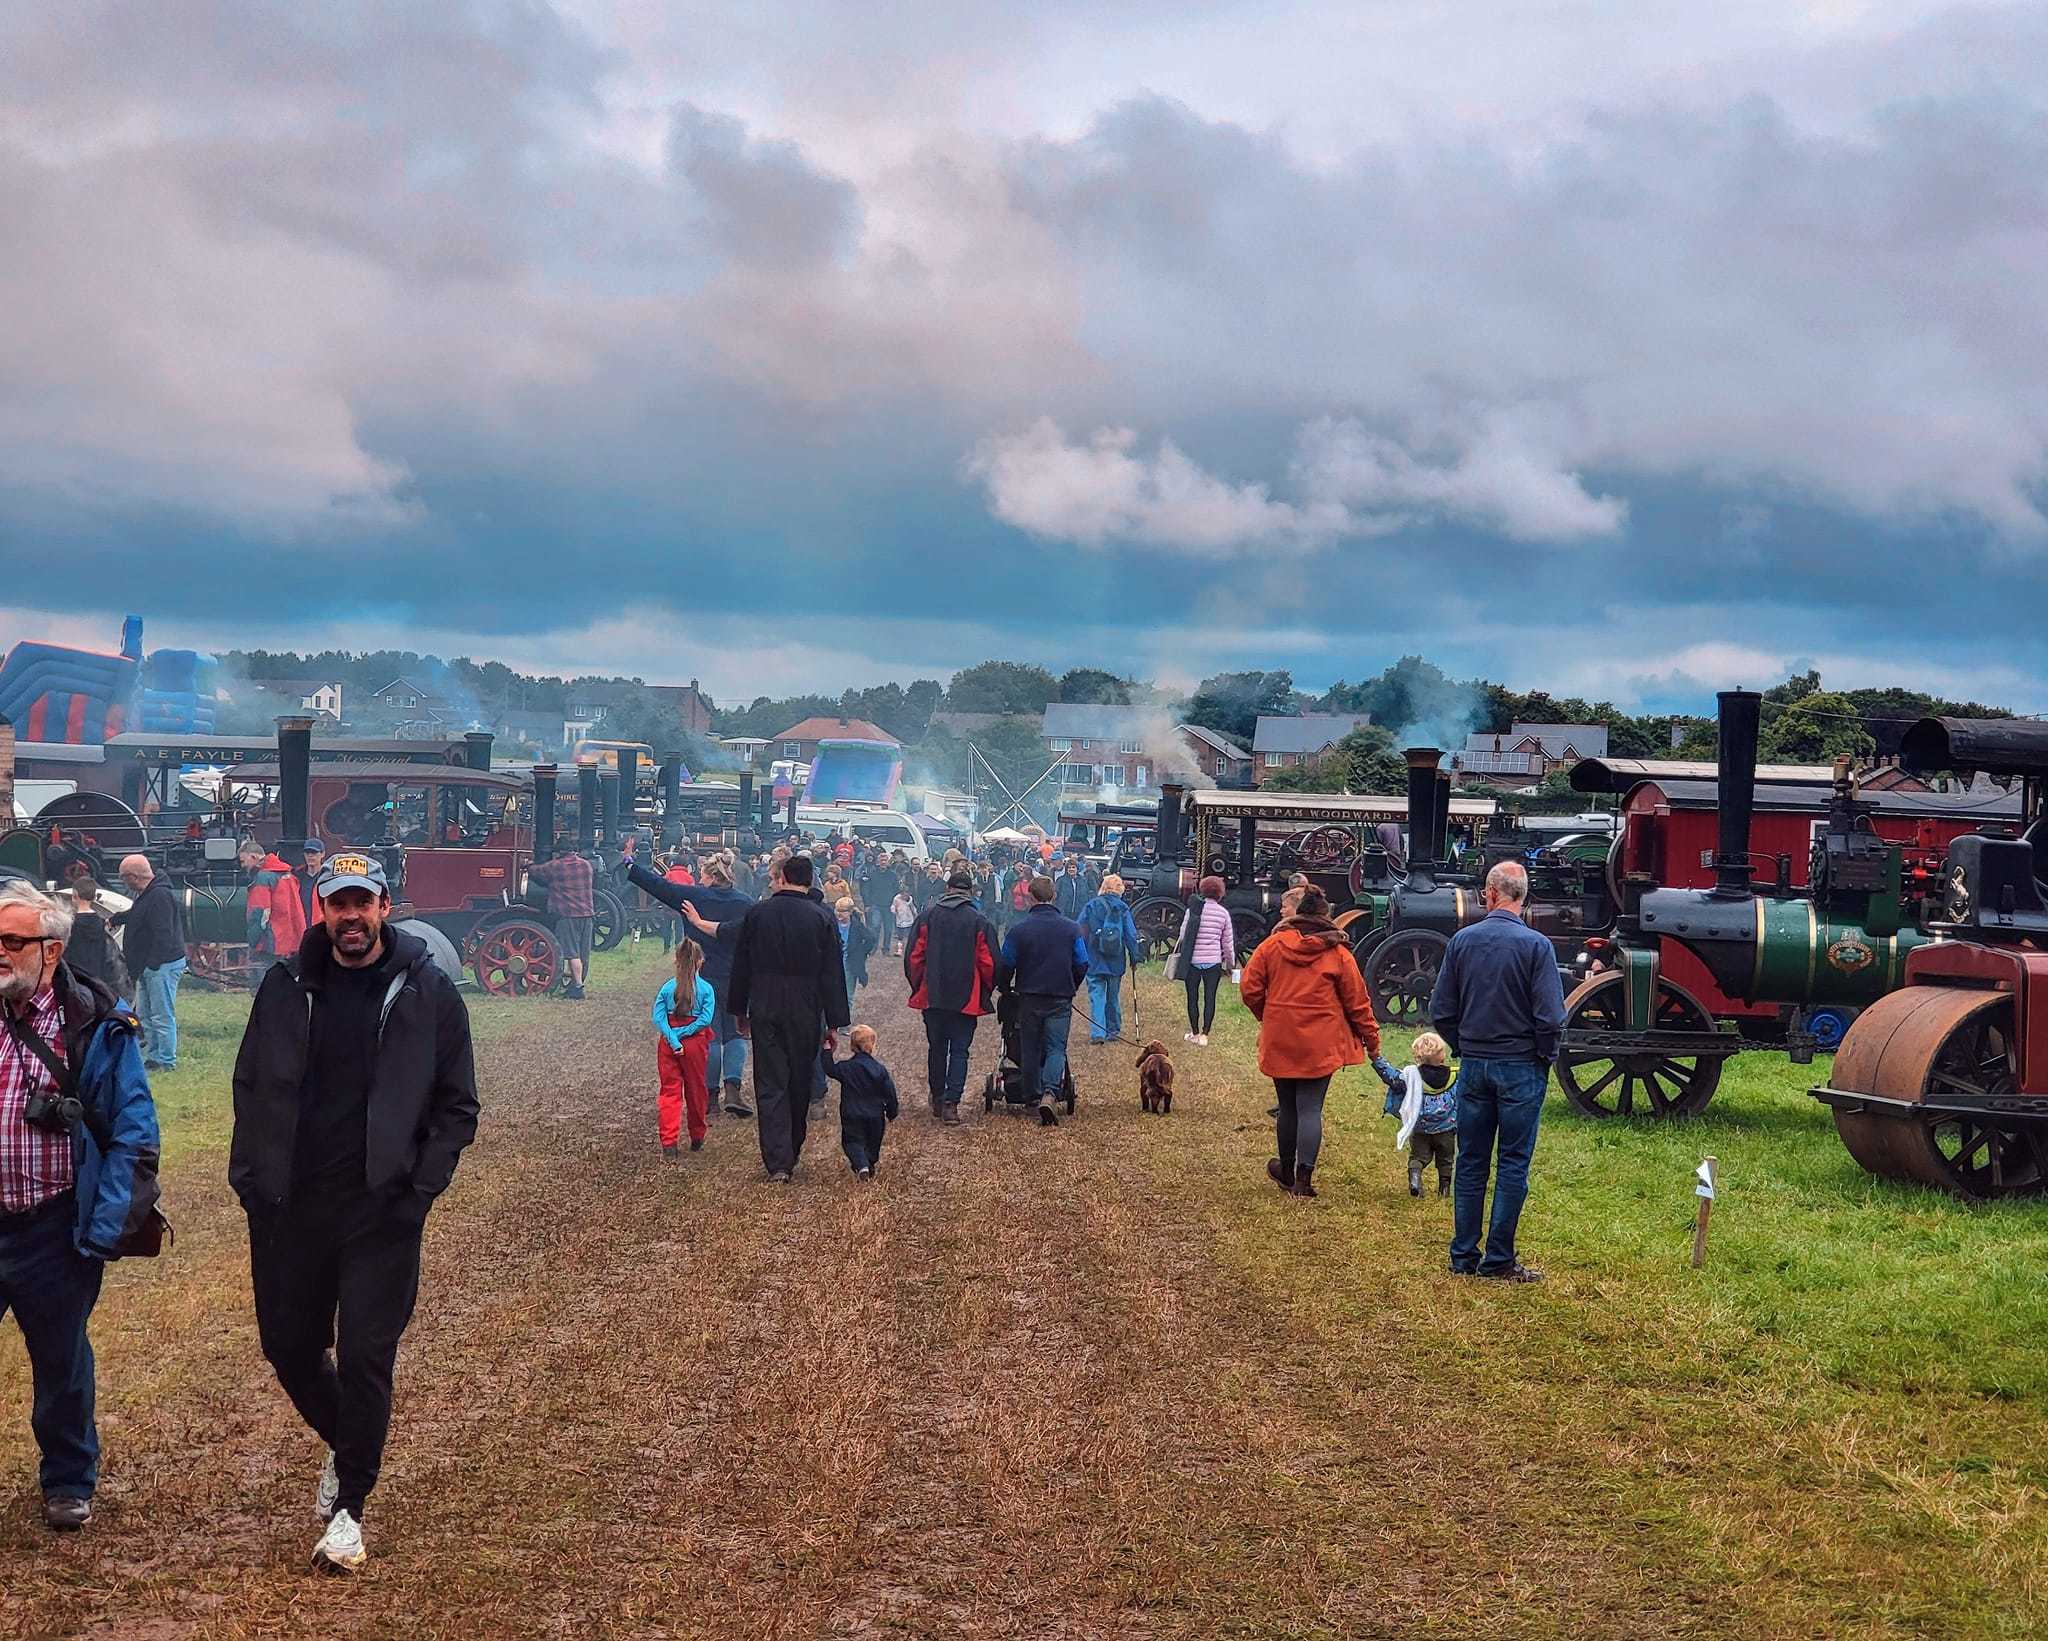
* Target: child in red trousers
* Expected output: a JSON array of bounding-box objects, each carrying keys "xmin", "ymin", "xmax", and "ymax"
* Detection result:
[{"xmin": 652, "ymin": 938, "xmax": 716, "ymax": 1157}]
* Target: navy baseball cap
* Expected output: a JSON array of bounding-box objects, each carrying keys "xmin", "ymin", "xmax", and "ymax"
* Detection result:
[{"xmin": 315, "ymin": 851, "xmax": 388, "ymax": 898}]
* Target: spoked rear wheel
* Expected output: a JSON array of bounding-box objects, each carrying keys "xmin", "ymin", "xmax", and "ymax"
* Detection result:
[
  {"xmin": 1556, "ymin": 972, "xmax": 1724, "ymax": 1118},
  {"xmin": 1365, "ymin": 929, "xmax": 1447, "ymax": 1028}
]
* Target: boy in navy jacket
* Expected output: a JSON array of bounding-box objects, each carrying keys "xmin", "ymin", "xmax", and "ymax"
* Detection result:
[{"xmin": 824, "ymin": 1025, "xmax": 898, "ymax": 1180}]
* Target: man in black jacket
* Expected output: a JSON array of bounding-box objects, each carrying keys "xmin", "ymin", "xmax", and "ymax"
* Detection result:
[
  {"xmin": 727, "ymin": 855, "xmax": 849, "ymax": 1182},
  {"xmin": 110, "ymin": 855, "xmax": 185, "ymax": 1070},
  {"xmin": 904, "ymin": 868, "xmax": 996, "ymax": 1122},
  {"xmin": 229, "ymin": 852, "xmax": 478, "ymax": 1574}
]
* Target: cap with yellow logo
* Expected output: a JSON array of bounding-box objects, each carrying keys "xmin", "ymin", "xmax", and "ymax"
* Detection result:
[{"xmin": 315, "ymin": 852, "xmax": 389, "ymax": 899}]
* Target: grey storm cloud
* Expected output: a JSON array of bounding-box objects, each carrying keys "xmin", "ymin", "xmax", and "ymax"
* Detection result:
[{"xmin": 2, "ymin": 0, "xmax": 2047, "ymax": 703}]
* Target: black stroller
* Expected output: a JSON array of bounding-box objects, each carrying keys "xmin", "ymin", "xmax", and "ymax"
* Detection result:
[{"xmin": 982, "ymin": 990, "xmax": 1079, "ymax": 1116}]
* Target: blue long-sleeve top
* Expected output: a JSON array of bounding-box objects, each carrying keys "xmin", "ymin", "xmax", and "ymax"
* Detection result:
[
  {"xmin": 1427, "ymin": 909, "xmax": 1567, "ymax": 1062},
  {"xmin": 652, "ymin": 975, "xmax": 716, "ymax": 1051}
]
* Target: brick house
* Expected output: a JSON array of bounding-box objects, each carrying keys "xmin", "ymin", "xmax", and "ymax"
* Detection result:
[
  {"xmin": 1251, "ymin": 714, "xmax": 1373, "ymax": 783},
  {"xmin": 1039, "ymin": 705, "xmax": 1160, "ymax": 794},
  {"xmin": 771, "ymin": 716, "xmax": 901, "ymax": 766},
  {"xmin": 1179, "ymin": 724, "xmax": 1253, "ymax": 784}
]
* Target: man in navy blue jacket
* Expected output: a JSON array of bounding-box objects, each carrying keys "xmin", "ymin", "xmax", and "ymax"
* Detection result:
[
  {"xmin": 995, "ymin": 877, "xmax": 1089, "ymax": 1127},
  {"xmin": 1428, "ymin": 861, "xmax": 1566, "ymax": 1284},
  {"xmin": 0, "ymin": 881, "xmax": 161, "ymax": 1533}
]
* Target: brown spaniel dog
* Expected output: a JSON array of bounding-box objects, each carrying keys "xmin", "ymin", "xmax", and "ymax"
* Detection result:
[{"xmin": 1135, "ymin": 1039, "xmax": 1176, "ymax": 1115}]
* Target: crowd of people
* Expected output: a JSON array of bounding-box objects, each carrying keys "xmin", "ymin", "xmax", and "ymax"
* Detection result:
[{"xmin": 1, "ymin": 815, "xmax": 1563, "ymax": 1576}]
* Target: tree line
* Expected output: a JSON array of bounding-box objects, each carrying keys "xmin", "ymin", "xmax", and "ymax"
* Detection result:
[{"xmin": 221, "ymin": 649, "xmax": 2016, "ymax": 801}]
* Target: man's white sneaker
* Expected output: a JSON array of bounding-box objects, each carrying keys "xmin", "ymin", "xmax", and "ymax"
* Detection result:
[
  {"xmin": 314, "ymin": 1451, "xmax": 339, "ymax": 1522},
  {"xmin": 1195, "ymin": 1033, "xmax": 1209, "ymax": 1046},
  {"xmin": 1184, "ymin": 1031, "xmax": 1198, "ymax": 1044},
  {"xmin": 311, "ymin": 1508, "xmax": 366, "ymax": 1573}
]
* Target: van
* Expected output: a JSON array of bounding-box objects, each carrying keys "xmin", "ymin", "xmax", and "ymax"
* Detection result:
[{"xmin": 791, "ymin": 804, "xmax": 931, "ymax": 863}]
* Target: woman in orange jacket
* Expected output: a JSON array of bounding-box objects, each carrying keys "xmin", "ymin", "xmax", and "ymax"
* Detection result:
[{"xmin": 1239, "ymin": 886, "xmax": 1382, "ymax": 1198}]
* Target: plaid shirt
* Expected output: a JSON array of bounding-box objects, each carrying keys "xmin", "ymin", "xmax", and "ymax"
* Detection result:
[
  {"xmin": 528, "ymin": 852, "xmax": 595, "ymax": 919},
  {"xmin": 1, "ymin": 985, "xmax": 74, "ymax": 1213}
]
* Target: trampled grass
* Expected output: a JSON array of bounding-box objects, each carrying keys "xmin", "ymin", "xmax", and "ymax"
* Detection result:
[
  {"xmin": 5, "ymin": 939, "xmax": 2046, "ymax": 1636},
  {"xmin": 1139, "ymin": 966, "xmax": 2048, "ymax": 1635}
]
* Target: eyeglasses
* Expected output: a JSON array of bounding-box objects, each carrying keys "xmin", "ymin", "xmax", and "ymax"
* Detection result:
[{"xmin": 0, "ymin": 934, "xmax": 54, "ymax": 954}]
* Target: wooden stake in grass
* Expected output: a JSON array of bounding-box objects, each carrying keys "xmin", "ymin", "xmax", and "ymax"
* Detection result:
[{"xmin": 1691, "ymin": 1157, "xmax": 1718, "ymax": 1268}]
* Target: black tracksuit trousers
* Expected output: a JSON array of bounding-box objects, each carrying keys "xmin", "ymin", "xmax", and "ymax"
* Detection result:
[
  {"xmin": 752, "ymin": 1011, "xmax": 822, "ymax": 1175},
  {"xmin": 248, "ymin": 1192, "xmax": 424, "ymax": 1520}
]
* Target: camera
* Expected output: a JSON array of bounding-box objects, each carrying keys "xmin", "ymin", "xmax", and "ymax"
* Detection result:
[{"xmin": 21, "ymin": 1089, "xmax": 79, "ymax": 1133}]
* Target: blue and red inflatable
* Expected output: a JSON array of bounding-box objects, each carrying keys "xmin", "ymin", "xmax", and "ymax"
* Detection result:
[
  {"xmin": 806, "ymin": 738, "xmax": 903, "ymax": 806},
  {"xmin": 0, "ymin": 616, "xmax": 220, "ymax": 742}
]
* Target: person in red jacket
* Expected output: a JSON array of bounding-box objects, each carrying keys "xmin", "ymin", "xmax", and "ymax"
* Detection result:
[
  {"xmin": 904, "ymin": 868, "xmax": 997, "ymax": 1123},
  {"xmin": 258, "ymin": 851, "xmax": 307, "ymax": 959},
  {"xmin": 1239, "ymin": 886, "xmax": 1381, "ymax": 1199}
]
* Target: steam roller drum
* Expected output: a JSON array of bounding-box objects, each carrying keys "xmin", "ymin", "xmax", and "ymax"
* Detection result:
[
  {"xmin": 393, "ymin": 918, "xmax": 464, "ymax": 987},
  {"xmin": 1827, "ymin": 988, "xmax": 2044, "ymax": 1198}
]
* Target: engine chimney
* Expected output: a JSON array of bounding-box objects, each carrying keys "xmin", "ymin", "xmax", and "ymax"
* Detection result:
[
  {"xmin": 0, "ymin": 715, "xmax": 14, "ymax": 826},
  {"xmin": 577, "ymin": 765, "xmax": 599, "ymax": 853},
  {"xmin": 660, "ymin": 760, "xmax": 683, "ymax": 846},
  {"xmin": 1405, "ymin": 745, "xmax": 1443, "ymax": 854},
  {"xmin": 1432, "ymin": 766, "xmax": 1452, "ymax": 867},
  {"xmin": 275, "ymin": 716, "xmax": 313, "ymax": 854},
  {"xmin": 618, "ymin": 748, "xmax": 641, "ymax": 834},
  {"xmin": 1713, "ymin": 689, "xmax": 1762, "ymax": 897},
  {"xmin": 462, "ymin": 731, "xmax": 494, "ymax": 772},
  {"xmin": 737, "ymin": 770, "xmax": 754, "ymax": 833},
  {"xmin": 531, "ymin": 764, "xmax": 557, "ymax": 863},
  {"xmin": 1157, "ymin": 782, "xmax": 1186, "ymax": 862},
  {"xmin": 597, "ymin": 767, "xmax": 620, "ymax": 847}
]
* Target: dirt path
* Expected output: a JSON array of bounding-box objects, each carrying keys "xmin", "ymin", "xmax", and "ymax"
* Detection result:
[{"xmin": 3, "ymin": 943, "xmax": 1712, "ymax": 1639}]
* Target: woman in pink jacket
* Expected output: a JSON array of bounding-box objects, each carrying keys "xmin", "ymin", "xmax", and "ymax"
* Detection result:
[{"xmin": 1174, "ymin": 876, "xmax": 1235, "ymax": 1045}]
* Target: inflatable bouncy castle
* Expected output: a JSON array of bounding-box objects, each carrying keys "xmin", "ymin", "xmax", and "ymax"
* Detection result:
[
  {"xmin": 0, "ymin": 616, "xmax": 142, "ymax": 743},
  {"xmin": 139, "ymin": 649, "xmax": 220, "ymax": 734},
  {"xmin": 806, "ymin": 738, "xmax": 903, "ymax": 806}
]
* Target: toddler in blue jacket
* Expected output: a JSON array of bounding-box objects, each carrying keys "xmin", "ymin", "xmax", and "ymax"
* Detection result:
[{"xmin": 825, "ymin": 1025, "xmax": 899, "ymax": 1180}]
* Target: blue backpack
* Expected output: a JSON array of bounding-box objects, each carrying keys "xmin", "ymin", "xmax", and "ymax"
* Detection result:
[{"xmin": 1090, "ymin": 901, "xmax": 1127, "ymax": 964}]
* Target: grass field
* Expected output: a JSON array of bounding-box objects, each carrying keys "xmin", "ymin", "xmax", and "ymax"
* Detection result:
[
  {"xmin": 3, "ymin": 942, "xmax": 2045, "ymax": 1635},
  {"xmin": 1146, "ymin": 968, "xmax": 2048, "ymax": 1635}
]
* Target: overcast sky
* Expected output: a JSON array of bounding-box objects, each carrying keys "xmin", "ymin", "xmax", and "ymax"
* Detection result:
[{"xmin": 3, "ymin": 1, "xmax": 2045, "ymax": 710}]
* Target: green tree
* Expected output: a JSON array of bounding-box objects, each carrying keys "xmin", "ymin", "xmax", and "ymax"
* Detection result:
[
  {"xmin": 945, "ymin": 661, "xmax": 1058, "ymax": 715},
  {"xmin": 1184, "ymin": 670, "xmax": 1296, "ymax": 743},
  {"xmin": 1759, "ymin": 692, "xmax": 1876, "ymax": 764},
  {"xmin": 1055, "ymin": 668, "xmax": 1132, "ymax": 705}
]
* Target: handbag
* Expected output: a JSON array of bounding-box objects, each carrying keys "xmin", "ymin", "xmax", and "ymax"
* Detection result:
[
  {"xmin": 1163, "ymin": 906, "xmax": 1197, "ymax": 983},
  {"xmin": 4, "ymin": 1009, "xmax": 172, "ymax": 1260}
]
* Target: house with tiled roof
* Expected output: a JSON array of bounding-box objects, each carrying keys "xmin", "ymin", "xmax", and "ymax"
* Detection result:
[
  {"xmin": 772, "ymin": 716, "xmax": 900, "ymax": 765},
  {"xmin": 1251, "ymin": 713, "xmax": 1373, "ymax": 783}
]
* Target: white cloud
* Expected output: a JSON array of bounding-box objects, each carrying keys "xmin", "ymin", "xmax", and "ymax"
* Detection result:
[
  {"xmin": 965, "ymin": 419, "xmax": 1352, "ymax": 554},
  {"xmin": 967, "ymin": 413, "xmax": 1625, "ymax": 554}
]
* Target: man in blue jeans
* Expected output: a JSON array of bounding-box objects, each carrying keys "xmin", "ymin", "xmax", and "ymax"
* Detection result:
[
  {"xmin": 1429, "ymin": 861, "xmax": 1566, "ymax": 1283},
  {"xmin": 904, "ymin": 868, "xmax": 996, "ymax": 1124},
  {"xmin": 996, "ymin": 877, "xmax": 1089, "ymax": 1129},
  {"xmin": 112, "ymin": 856, "xmax": 186, "ymax": 1071}
]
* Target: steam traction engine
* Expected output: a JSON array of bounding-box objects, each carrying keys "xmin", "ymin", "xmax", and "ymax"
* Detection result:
[
  {"xmin": 1555, "ymin": 691, "xmax": 1962, "ymax": 1118},
  {"xmin": 1812, "ymin": 717, "xmax": 2048, "ymax": 1199}
]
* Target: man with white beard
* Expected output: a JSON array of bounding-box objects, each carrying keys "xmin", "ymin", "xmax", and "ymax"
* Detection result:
[{"xmin": 0, "ymin": 880, "xmax": 161, "ymax": 1532}]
